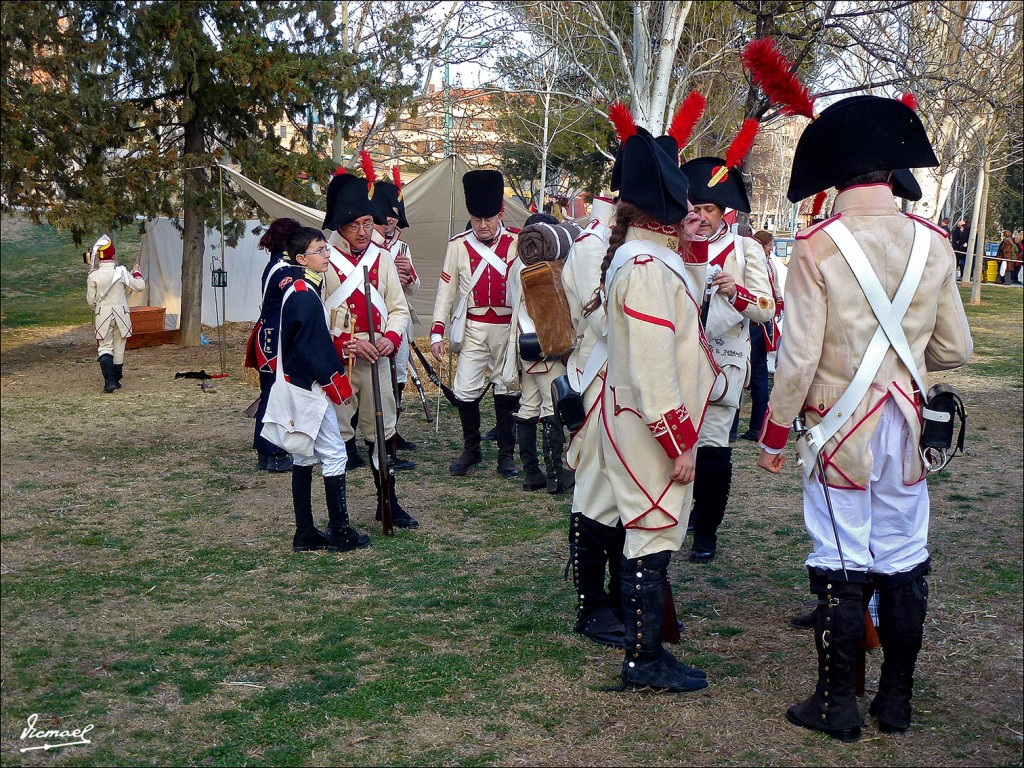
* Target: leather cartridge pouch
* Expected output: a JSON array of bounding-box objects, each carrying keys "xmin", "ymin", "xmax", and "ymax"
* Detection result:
[{"xmin": 551, "ymin": 375, "xmax": 585, "ymax": 433}]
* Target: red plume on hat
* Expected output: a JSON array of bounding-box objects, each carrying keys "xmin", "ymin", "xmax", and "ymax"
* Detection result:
[
  {"xmin": 608, "ymin": 102, "xmax": 637, "ymax": 143},
  {"xmin": 333, "ymin": 165, "xmax": 347, "ymax": 176},
  {"xmin": 898, "ymin": 91, "xmax": 919, "ymax": 111},
  {"xmin": 708, "ymin": 118, "xmax": 760, "ymax": 187},
  {"xmin": 810, "ymin": 190, "xmax": 828, "ymax": 217},
  {"xmin": 667, "ymin": 90, "xmax": 707, "ymax": 157},
  {"xmin": 741, "ymin": 37, "xmax": 817, "ymax": 120},
  {"xmin": 392, "ymin": 166, "xmax": 403, "ymax": 200},
  {"xmin": 359, "ymin": 149, "xmax": 376, "ymax": 199}
]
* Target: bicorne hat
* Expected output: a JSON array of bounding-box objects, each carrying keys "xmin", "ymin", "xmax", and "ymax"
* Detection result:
[
  {"xmin": 372, "ymin": 182, "xmax": 409, "ymax": 229},
  {"xmin": 323, "ymin": 169, "xmax": 385, "ymax": 230},
  {"xmin": 463, "ymin": 170, "xmax": 504, "ymax": 218},
  {"xmin": 787, "ymin": 95, "xmax": 938, "ymax": 202},
  {"xmin": 608, "ymin": 104, "xmax": 691, "ymax": 226}
]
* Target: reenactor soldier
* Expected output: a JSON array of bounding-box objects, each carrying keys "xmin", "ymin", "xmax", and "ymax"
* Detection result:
[
  {"xmin": 86, "ymin": 235, "xmax": 145, "ymax": 393},
  {"xmin": 745, "ymin": 39, "xmax": 973, "ymax": 740},
  {"xmin": 680, "ymin": 121, "xmax": 775, "ymax": 564},
  {"xmin": 373, "ymin": 168, "xmax": 419, "ymax": 467},
  {"xmin": 430, "ymin": 170, "xmax": 521, "ymax": 478},
  {"xmin": 322, "ymin": 156, "xmax": 418, "ymax": 530}
]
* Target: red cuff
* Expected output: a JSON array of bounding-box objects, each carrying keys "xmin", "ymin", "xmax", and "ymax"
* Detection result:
[
  {"xmin": 333, "ymin": 337, "xmax": 347, "ymax": 359},
  {"xmin": 323, "ymin": 371, "xmax": 352, "ymax": 405},
  {"xmin": 132, "ymin": 270, "xmax": 143, "ymax": 278},
  {"xmin": 774, "ymin": 297, "xmax": 784, "ymax": 314},
  {"xmin": 646, "ymin": 405, "xmax": 698, "ymax": 459},
  {"xmin": 732, "ymin": 284, "xmax": 755, "ymax": 312},
  {"xmin": 760, "ymin": 410, "xmax": 791, "ymax": 450},
  {"xmin": 409, "ymin": 266, "xmax": 418, "ymax": 282},
  {"xmin": 384, "ymin": 331, "xmax": 403, "ymax": 351},
  {"xmin": 430, "ymin": 321, "xmax": 445, "ymax": 337}
]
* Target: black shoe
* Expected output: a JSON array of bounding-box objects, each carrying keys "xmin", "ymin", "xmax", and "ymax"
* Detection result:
[
  {"xmin": 394, "ymin": 433, "xmax": 417, "ymax": 451},
  {"xmin": 266, "ymin": 453, "xmax": 293, "ymax": 473},
  {"xmin": 345, "ymin": 439, "xmax": 366, "ymax": 470},
  {"xmin": 740, "ymin": 429, "xmax": 760, "ymax": 441},
  {"xmin": 522, "ymin": 472, "xmax": 547, "ymax": 491},
  {"xmin": 786, "ymin": 705, "xmax": 861, "ymax": 742},
  {"xmin": 292, "ymin": 528, "xmax": 329, "ymax": 552},
  {"xmin": 789, "ymin": 609, "xmax": 817, "ymax": 630},
  {"xmin": 257, "ymin": 452, "xmax": 269, "ymax": 471},
  {"xmin": 392, "ymin": 456, "xmax": 416, "ymax": 471},
  {"xmin": 689, "ymin": 549, "xmax": 716, "ymax": 564},
  {"xmin": 376, "ymin": 508, "xmax": 420, "ymax": 529},
  {"xmin": 481, "ymin": 427, "xmax": 497, "ymax": 441},
  {"xmin": 449, "ymin": 450, "xmax": 482, "ymax": 475},
  {"xmin": 327, "ymin": 527, "xmax": 370, "ymax": 552},
  {"xmin": 497, "ymin": 456, "xmax": 519, "ymax": 478}
]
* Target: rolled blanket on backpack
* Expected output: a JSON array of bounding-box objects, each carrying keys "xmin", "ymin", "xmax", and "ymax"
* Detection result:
[{"xmin": 518, "ymin": 221, "xmax": 583, "ymax": 265}]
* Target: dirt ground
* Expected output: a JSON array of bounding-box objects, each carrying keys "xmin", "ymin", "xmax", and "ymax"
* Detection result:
[{"xmin": 1, "ymin": 320, "xmax": 1022, "ymax": 766}]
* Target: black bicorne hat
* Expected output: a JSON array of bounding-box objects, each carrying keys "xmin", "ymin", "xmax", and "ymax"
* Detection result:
[
  {"xmin": 323, "ymin": 173, "xmax": 385, "ymax": 230},
  {"xmin": 618, "ymin": 127, "xmax": 691, "ymax": 226},
  {"xmin": 372, "ymin": 181, "xmax": 409, "ymax": 229},
  {"xmin": 787, "ymin": 95, "xmax": 938, "ymax": 203},
  {"xmin": 463, "ymin": 170, "xmax": 504, "ymax": 218},
  {"xmin": 681, "ymin": 156, "xmax": 752, "ymax": 213}
]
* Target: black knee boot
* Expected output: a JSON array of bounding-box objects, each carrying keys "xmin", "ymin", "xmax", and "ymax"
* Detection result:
[
  {"xmin": 291, "ymin": 465, "xmax": 329, "ymax": 551},
  {"xmin": 541, "ymin": 416, "xmax": 569, "ymax": 493},
  {"xmin": 870, "ymin": 559, "xmax": 930, "ymax": 733},
  {"xmin": 786, "ymin": 569, "xmax": 866, "ymax": 742},
  {"xmin": 371, "ymin": 455, "xmax": 419, "ymax": 529},
  {"xmin": 450, "ymin": 398, "xmax": 483, "ymax": 475},
  {"xmin": 324, "ymin": 474, "xmax": 370, "ymax": 551},
  {"xmin": 393, "ymin": 384, "xmax": 417, "ymax": 451},
  {"xmin": 345, "ymin": 438, "xmax": 366, "ymax": 470},
  {"xmin": 620, "ymin": 551, "xmax": 708, "ymax": 692},
  {"xmin": 112, "ymin": 362, "xmax": 124, "ymax": 389},
  {"xmin": 569, "ymin": 513, "xmax": 626, "ymax": 647},
  {"xmin": 98, "ymin": 353, "xmax": 117, "ymax": 393},
  {"xmin": 494, "ymin": 394, "xmax": 520, "ymax": 478},
  {"xmin": 689, "ymin": 446, "xmax": 732, "ymax": 562},
  {"xmin": 517, "ymin": 418, "xmax": 546, "ymax": 491}
]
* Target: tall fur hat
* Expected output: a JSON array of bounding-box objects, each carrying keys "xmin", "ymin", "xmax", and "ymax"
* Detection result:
[{"xmin": 463, "ymin": 170, "xmax": 504, "ymax": 218}]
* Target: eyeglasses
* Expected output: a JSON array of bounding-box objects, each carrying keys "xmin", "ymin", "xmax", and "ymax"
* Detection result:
[
  {"xmin": 342, "ymin": 221, "xmax": 375, "ymax": 233},
  {"xmin": 300, "ymin": 246, "xmax": 329, "ymax": 257}
]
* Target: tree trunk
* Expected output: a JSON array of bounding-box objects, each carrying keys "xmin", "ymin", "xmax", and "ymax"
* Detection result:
[
  {"xmin": 964, "ymin": 156, "xmax": 985, "ymax": 288},
  {"xmin": 970, "ymin": 159, "xmax": 989, "ymax": 305},
  {"xmin": 179, "ymin": 117, "xmax": 207, "ymax": 347}
]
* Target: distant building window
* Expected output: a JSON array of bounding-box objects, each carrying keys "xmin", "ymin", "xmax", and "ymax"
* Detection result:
[
  {"xmin": 279, "ymin": 124, "xmax": 288, "ymax": 139},
  {"xmin": 470, "ymin": 120, "xmax": 483, "ymax": 129}
]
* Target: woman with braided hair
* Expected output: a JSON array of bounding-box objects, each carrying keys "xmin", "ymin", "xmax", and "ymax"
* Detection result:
[{"xmin": 589, "ymin": 108, "xmax": 718, "ymax": 693}]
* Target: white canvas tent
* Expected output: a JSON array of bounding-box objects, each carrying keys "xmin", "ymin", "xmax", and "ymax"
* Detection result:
[
  {"xmin": 214, "ymin": 155, "xmax": 531, "ymax": 324},
  {"xmin": 137, "ymin": 218, "xmax": 268, "ymax": 328}
]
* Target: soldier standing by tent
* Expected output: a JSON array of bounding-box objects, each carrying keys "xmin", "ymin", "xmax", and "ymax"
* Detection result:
[
  {"xmin": 87, "ymin": 235, "xmax": 145, "ymax": 393},
  {"xmin": 322, "ymin": 155, "xmax": 419, "ymax": 530},
  {"xmin": 430, "ymin": 170, "xmax": 521, "ymax": 478},
  {"xmin": 680, "ymin": 123, "xmax": 775, "ymax": 564},
  {"xmin": 373, "ymin": 167, "xmax": 419, "ymax": 468}
]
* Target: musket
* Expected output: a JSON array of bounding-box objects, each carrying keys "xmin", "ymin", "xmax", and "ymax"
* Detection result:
[
  {"xmin": 406, "ymin": 356, "xmax": 432, "ymax": 421},
  {"xmin": 699, "ymin": 268, "xmax": 716, "ymax": 329},
  {"xmin": 409, "ymin": 339, "xmax": 458, "ymax": 406},
  {"xmin": 363, "ymin": 266, "xmax": 394, "ymax": 536},
  {"xmin": 793, "ymin": 414, "xmax": 847, "ymax": 580}
]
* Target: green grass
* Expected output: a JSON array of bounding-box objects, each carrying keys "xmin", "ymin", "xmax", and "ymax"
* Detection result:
[{"xmin": 959, "ymin": 286, "xmax": 1024, "ymax": 386}]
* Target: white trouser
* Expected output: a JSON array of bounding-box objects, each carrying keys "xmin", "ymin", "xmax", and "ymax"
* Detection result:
[
  {"xmin": 453, "ymin": 319, "xmax": 516, "ymax": 400},
  {"xmin": 334, "ymin": 356, "xmax": 397, "ymax": 443},
  {"xmin": 395, "ymin": 332, "xmax": 411, "ymax": 385},
  {"xmin": 293, "ymin": 404, "xmax": 348, "ymax": 477},
  {"xmin": 97, "ymin": 326, "xmax": 128, "ymax": 363},
  {"xmin": 803, "ymin": 399, "xmax": 930, "ymax": 575},
  {"xmin": 516, "ymin": 362, "xmax": 565, "ymax": 420},
  {"xmin": 568, "ymin": 373, "xmax": 619, "ymax": 528}
]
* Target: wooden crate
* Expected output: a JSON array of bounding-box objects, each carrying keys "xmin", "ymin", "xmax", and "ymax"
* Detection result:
[{"xmin": 129, "ymin": 306, "xmax": 166, "ymax": 334}]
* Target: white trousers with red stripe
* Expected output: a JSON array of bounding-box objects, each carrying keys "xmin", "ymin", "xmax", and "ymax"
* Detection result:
[{"xmin": 803, "ymin": 399, "xmax": 930, "ymax": 576}]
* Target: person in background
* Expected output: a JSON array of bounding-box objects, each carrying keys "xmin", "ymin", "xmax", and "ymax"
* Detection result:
[
  {"xmin": 246, "ymin": 217, "xmax": 300, "ymax": 473},
  {"xmin": 738, "ymin": 230, "xmax": 784, "ymax": 442},
  {"xmin": 997, "ymin": 229, "xmax": 1017, "ymax": 284},
  {"xmin": 950, "ymin": 219, "xmax": 970, "ymax": 280},
  {"xmin": 87, "ymin": 235, "xmax": 145, "ymax": 394},
  {"xmin": 938, "ymin": 217, "xmax": 951, "ymax": 238},
  {"xmin": 277, "ymin": 226, "xmax": 367, "ymax": 554}
]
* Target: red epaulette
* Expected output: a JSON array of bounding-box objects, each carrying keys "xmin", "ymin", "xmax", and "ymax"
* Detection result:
[
  {"xmin": 505, "ymin": 226, "xmax": 521, "ymax": 235},
  {"xmin": 904, "ymin": 213, "xmax": 950, "ymax": 239},
  {"xmin": 448, "ymin": 229, "xmax": 470, "ymax": 243},
  {"xmin": 795, "ymin": 213, "xmax": 842, "ymax": 241},
  {"xmin": 294, "ymin": 279, "xmax": 308, "ymax": 292}
]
